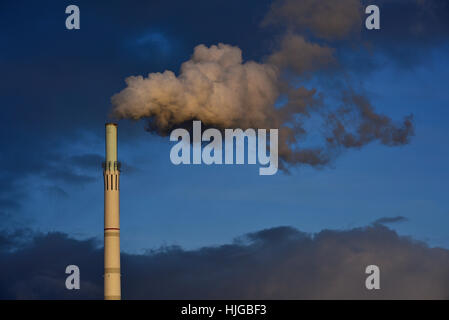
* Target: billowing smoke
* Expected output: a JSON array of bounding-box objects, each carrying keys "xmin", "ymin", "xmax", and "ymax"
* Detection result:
[
  {"xmin": 111, "ymin": 0, "xmax": 414, "ymax": 170},
  {"xmin": 111, "ymin": 44, "xmax": 280, "ymax": 133}
]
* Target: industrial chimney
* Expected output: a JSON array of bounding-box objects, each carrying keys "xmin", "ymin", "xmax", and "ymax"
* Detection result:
[{"xmin": 103, "ymin": 123, "xmax": 121, "ymax": 300}]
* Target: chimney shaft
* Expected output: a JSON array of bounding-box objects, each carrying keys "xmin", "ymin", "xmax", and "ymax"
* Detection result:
[{"xmin": 104, "ymin": 123, "xmax": 121, "ymax": 300}]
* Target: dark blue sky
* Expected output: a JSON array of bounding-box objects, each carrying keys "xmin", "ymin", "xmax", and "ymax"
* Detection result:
[{"xmin": 1, "ymin": 0, "xmax": 449, "ymax": 256}]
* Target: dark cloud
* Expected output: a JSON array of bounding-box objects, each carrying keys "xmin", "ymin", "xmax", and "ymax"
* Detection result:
[
  {"xmin": 43, "ymin": 168, "xmax": 96, "ymax": 186},
  {"xmin": 0, "ymin": 228, "xmax": 34, "ymax": 253},
  {"xmin": 0, "ymin": 151, "xmax": 99, "ymax": 225},
  {"xmin": 0, "ymin": 231, "xmax": 102, "ymax": 299},
  {"xmin": 373, "ymin": 216, "xmax": 408, "ymax": 226},
  {"xmin": 1, "ymin": 225, "xmax": 448, "ymax": 299},
  {"xmin": 69, "ymin": 154, "xmax": 104, "ymax": 171}
]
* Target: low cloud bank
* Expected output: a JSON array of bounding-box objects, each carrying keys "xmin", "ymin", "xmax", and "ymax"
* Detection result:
[{"xmin": 1, "ymin": 223, "xmax": 448, "ymax": 299}]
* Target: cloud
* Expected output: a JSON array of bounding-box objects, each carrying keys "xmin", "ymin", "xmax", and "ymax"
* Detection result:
[
  {"xmin": 0, "ymin": 228, "xmax": 34, "ymax": 252},
  {"xmin": 0, "ymin": 231, "xmax": 102, "ymax": 299},
  {"xmin": 43, "ymin": 168, "xmax": 96, "ymax": 186},
  {"xmin": 373, "ymin": 216, "xmax": 408, "ymax": 226},
  {"xmin": 1, "ymin": 224, "xmax": 449, "ymax": 299},
  {"xmin": 69, "ymin": 154, "xmax": 104, "ymax": 171},
  {"xmin": 0, "ymin": 151, "xmax": 99, "ymax": 226}
]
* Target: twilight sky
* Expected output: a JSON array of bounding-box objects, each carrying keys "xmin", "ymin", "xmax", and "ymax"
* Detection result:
[{"xmin": 1, "ymin": 0, "xmax": 449, "ymax": 299}]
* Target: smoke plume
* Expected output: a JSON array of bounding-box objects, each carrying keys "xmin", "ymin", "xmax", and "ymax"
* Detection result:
[
  {"xmin": 111, "ymin": 0, "xmax": 414, "ymax": 170},
  {"xmin": 262, "ymin": 0, "xmax": 363, "ymax": 40}
]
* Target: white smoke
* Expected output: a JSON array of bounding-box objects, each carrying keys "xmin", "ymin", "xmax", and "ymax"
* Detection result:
[{"xmin": 111, "ymin": 1, "xmax": 414, "ymax": 170}]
